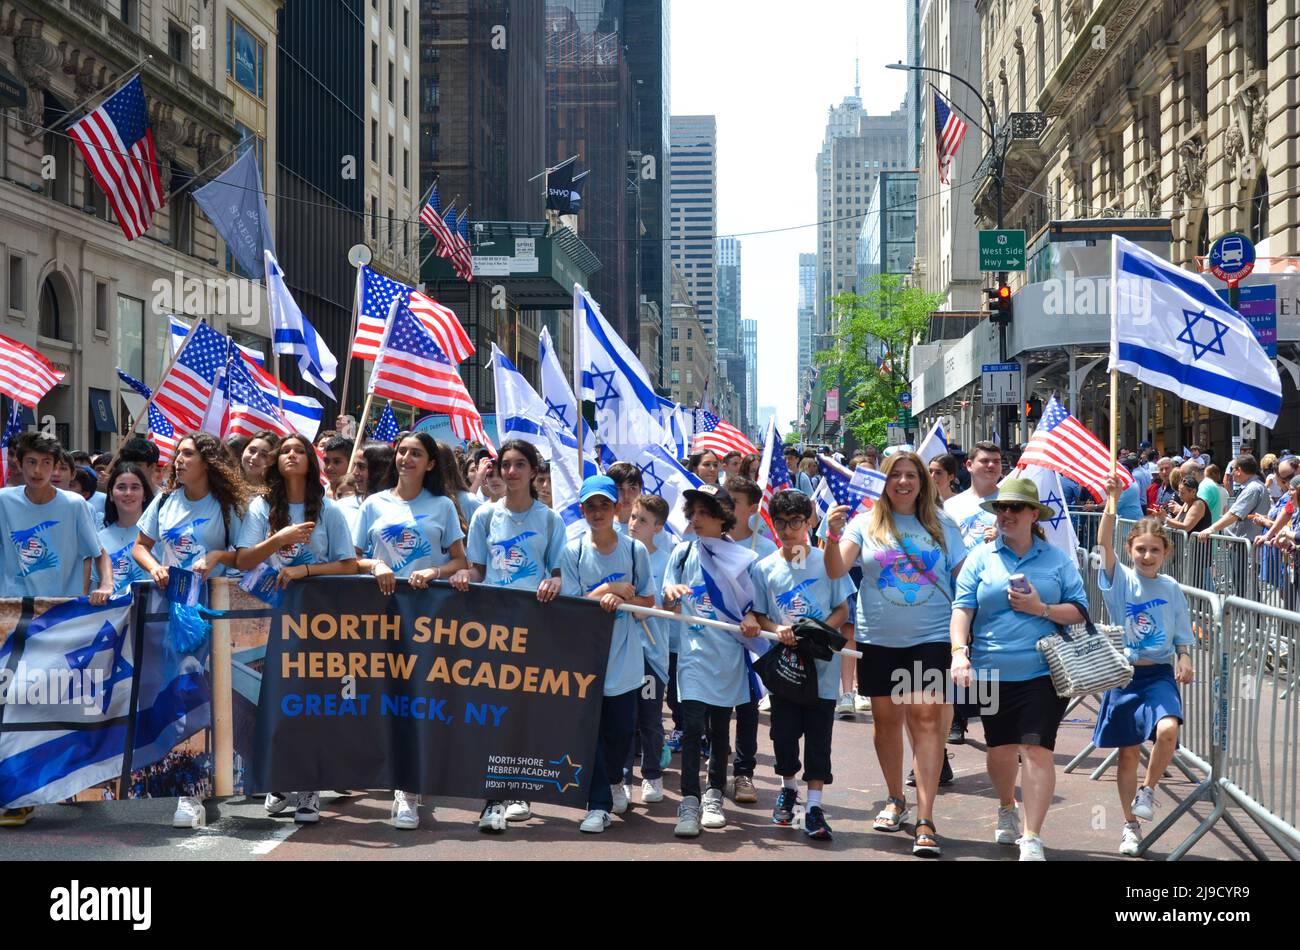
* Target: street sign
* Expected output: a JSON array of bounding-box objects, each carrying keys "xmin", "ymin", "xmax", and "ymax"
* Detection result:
[
  {"xmin": 899, "ymin": 392, "xmax": 913, "ymax": 409},
  {"xmin": 1208, "ymin": 232, "xmax": 1255, "ymax": 283},
  {"xmin": 1216, "ymin": 284, "xmax": 1276, "ymax": 357},
  {"xmin": 887, "ymin": 423, "xmax": 906, "ymax": 445},
  {"xmin": 981, "ymin": 362, "xmax": 1022, "ymax": 406},
  {"xmin": 978, "ymin": 229, "xmax": 1027, "ymax": 272}
]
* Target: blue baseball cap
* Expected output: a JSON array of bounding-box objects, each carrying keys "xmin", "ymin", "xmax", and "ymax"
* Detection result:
[{"xmin": 579, "ymin": 474, "xmax": 618, "ymax": 504}]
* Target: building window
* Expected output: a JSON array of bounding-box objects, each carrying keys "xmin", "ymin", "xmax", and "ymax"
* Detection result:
[
  {"xmin": 403, "ymin": 78, "xmax": 410, "ymax": 117},
  {"xmin": 671, "ymin": 346, "xmax": 679, "ymax": 361},
  {"xmin": 43, "ymin": 94, "xmax": 72, "ymax": 206},
  {"xmin": 404, "ymin": 7, "xmax": 410, "ymax": 46},
  {"xmin": 168, "ymin": 22, "xmax": 189, "ymax": 67},
  {"xmin": 371, "ymin": 197, "xmax": 378, "ymax": 240},
  {"xmin": 671, "ymin": 326, "xmax": 679, "ymax": 340},
  {"xmin": 116, "ymin": 294, "xmax": 143, "ymax": 382},
  {"xmin": 95, "ymin": 281, "xmax": 109, "ymax": 333},
  {"xmin": 388, "ymin": 134, "xmax": 394, "ymax": 175},
  {"xmin": 171, "ymin": 163, "xmax": 195, "ymax": 255},
  {"xmin": 670, "ymin": 370, "xmax": 680, "ymax": 384},
  {"xmin": 371, "ymin": 120, "xmax": 378, "ymax": 161},
  {"xmin": 226, "ymin": 16, "xmax": 265, "ymax": 98},
  {"xmin": 8, "ymin": 256, "xmax": 23, "ymax": 312},
  {"xmin": 120, "ymin": 0, "xmax": 136, "ymax": 28},
  {"xmin": 686, "ymin": 327, "xmax": 693, "ymax": 340},
  {"xmin": 1250, "ymin": 172, "xmax": 1270, "ymax": 244},
  {"xmin": 685, "ymin": 369, "xmax": 693, "ymax": 384},
  {"xmin": 686, "ymin": 347, "xmax": 694, "ymax": 361},
  {"xmin": 403, "ymin": 148, "xmax": 410, "ymax": 189},
  {"xmin": 388, "ymin": 61, "xmax": 395, "ymax": 102},
  {"xmin": 388, "ymin": 0, "xmax": 394, "ymax": 28},
  {"xmin": 38, "ymin": 276, "xmax": 72, "ymax": 343},
  {"xmin": 372, "ymin": 42, "xmax": 379, "ymax": 85}
]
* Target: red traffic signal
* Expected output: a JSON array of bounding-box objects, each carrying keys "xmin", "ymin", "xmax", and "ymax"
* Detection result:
[{"xmin": 985, "ymin": 284, "xmax": 1013, "ymax": 323}]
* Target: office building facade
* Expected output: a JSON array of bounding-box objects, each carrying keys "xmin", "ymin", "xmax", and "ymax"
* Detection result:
[{"xmin": 670, "ymin": 115, "xmax": 717, "ymax": 342}]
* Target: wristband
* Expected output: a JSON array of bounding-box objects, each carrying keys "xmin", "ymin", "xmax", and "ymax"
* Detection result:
[
  {"xmin": 1041, "ymin": 603, "xmax": 1051, "ymax": 620},
  {"xmin": 827, "ymin": 532, "xmax": 842, "ymax": 543},
  {"xmin": 950, "ymin": 645, "xmax": 969, "ymax": 656}
]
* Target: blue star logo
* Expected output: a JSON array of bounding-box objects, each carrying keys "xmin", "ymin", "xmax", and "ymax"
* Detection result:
[
  {"xmin": 1042, "ymin": 491, "xmax": 1066, "ymax": 530},
  {"xmin": 587, "ymin": 364, "xmax": 619, "ymax": 410},
  {"xmin": 638, "ymin": 460, "xmax": 666, "ymax": 496},
  {"xmin": 545, "ymin": 397, "xmax": 571, "ymax": 428},
  {"xmin": 1176, "ymin": 309, "xmax": 1229, "ymax": 361}
]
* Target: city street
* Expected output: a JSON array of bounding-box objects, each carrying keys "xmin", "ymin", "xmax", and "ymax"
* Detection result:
[{"xmin": 3, "ymin": 707, "xmax": 1264, "ymax": 862}]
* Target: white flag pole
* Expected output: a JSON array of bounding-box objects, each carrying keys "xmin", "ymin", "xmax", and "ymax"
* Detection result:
[
  {"xmin": 617, "ymin": 603, "xmax": 863, "ymax": 659},
  {"xmin": 347, "ymin": 298, "xmax": 400, "ymax": 479},
  {"xmin": 572, "ymin": 283, "xmax": 585, "ymax": 483}
]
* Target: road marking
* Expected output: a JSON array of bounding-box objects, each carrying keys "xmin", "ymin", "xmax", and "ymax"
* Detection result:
[{"xmin": 174, "ymin": 816, "xmax": 301, "ymax": 856}]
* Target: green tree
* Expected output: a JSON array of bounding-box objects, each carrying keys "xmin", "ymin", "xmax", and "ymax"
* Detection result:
[{"xmin": 813, "ymin": 275, "xmax": 942, "ymax": 448}]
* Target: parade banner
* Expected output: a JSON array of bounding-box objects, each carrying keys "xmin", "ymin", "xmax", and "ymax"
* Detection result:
[{"xmin": 252, "ymin": 578, "xmax": 613, "ymax": 806}]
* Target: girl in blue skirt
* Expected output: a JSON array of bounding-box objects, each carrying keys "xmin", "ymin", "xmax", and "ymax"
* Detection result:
[{"xmin": 1097, "ymin": 476, "xmax": 1195, "ymax": 857}]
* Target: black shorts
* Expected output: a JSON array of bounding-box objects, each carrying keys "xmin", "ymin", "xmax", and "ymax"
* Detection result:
[
  {"xmin": 855, "ymin": 641, "xmax": 952, "ymax": 700},
  {"xmin": 979, "ymin": 676, "xmax": 1069, "ymax": 750}
]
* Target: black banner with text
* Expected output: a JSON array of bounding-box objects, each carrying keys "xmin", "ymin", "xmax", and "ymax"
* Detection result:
[{"xmin": 252, "ymin": 578, "xmax": 613, "ymax": 806}]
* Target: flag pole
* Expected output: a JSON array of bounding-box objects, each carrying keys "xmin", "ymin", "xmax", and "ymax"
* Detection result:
[
  {"xmin": 337, "ymin": 266, "xmax": 364, "ymax": 430},
  {"xmin": 572, "ymin": 284, "xmax": 585, "ymax": 483},
  {"xmin": 1106, "ymin": 369, "xmax": 1119, "ymax": 515},
  {"xmin": 31, "ymin": 54, "xmax": 153, "ymax": 142},
  {"xmin": 123, "ymin": 316, "xmax": 204, "ymax": 439},
  {"xmin": 347, "ymin": 298, "xmax": 400, "ymax": 478}
]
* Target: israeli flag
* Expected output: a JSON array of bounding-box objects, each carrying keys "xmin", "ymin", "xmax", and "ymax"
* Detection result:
[
  {"xmin": 1110, "ymin": 235, "xmax": 1282, "ymax": 428},
  {"xmin": 538, "ymin": 325, "xmax": 597, "ymax": 479},
  {"xmin": 574, "ymin": 284, "xmax": 665, "ymax": 456},
  {"xmin": 916, "ymin": 420, "xmax": 949, "ymax": 465},
  {"xmin": 656, "ymin": 397, "xmax": 692, "ymax": 458},
  {"xmin": 0, "ymin": 592, "xmax": 207, "ymax": 807},
  {"xmin": 627, "ymin": 443, "xmax": 702, "ymax": 541},
  {"xmin": 1012, "ymin": 465, "xmax": 1079, "ymax": 559},
  {"xmin": 266, "ymin": 250, "xmax": 339, "ymax": 401},
  {"xmin": 695, "ymin": 537, "xmax": 769, "ymax": 661}
]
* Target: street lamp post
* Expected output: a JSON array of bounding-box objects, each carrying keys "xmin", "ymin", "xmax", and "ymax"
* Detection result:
[{"xmin": 887, "ymin": 62, "xmax": 1011, "ymax": 449}]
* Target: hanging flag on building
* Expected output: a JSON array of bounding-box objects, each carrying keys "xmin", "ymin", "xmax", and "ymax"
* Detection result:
[
  {"xmin": 1015, "ymin": 394, "xmax": 1132, "ymax": 501},
  {"xmin": 1110, "ymin": 234, "xmax": 1283, "ymax": 428},
  {"xmin": 419, "ymin": 183, "xmax": 457, "ymax": 257},
  {"xmin": 0, "ymin": 333, "xmax": 64, "ymax": 408},
  {"xmin": 192, "ymin": 144, "xmax": 275, "ymax": 278},
  {"xmin": 453, "ymin": 210, "xmax": 475, "ymax": 282},
  {"xmin": 933, "ymin": 90, "xmax": 968, "ymax": 186},
  {"xmin": 546, "ymin": 158, "xmax": 577, "ymax": 213}
]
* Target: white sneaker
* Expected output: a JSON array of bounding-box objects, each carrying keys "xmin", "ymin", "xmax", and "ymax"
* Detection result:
[
  {"xmin": 391, "ymin": 790, "xmax": 419, "ymax": 830},
  {"xmin": 1119, "ymin": 821, "xmax": 1143, "ymax": 857},
  {"xmin": 294, "ymin": 792, "xmax": 321, "ymax": 824},
  {"xmin": 854, "ymin": 694, "xmax": 872, "ymax": 712},
  {"xmin": 504, "ymin": 800, "xmax": 532, "ymax": 822},
  {"xmin": 264, "ymin": 792, "xmax": 293, "ymax": 816},
  {"xmin": 757, "ymin": 694, "xmax": 772, "ymax": 713},
  {"xmin": 674, "ymin": 795, "xmax": 701, "ymax": 837},
  {"xmin": 701, "ymin": 788, "xmax": 727, "ymax": 829},
  {"xmin": 835, "ymin": 691, "xmax": 856, "ymax": 718},
  {"xmin": 579, "ymin": 809, "xmax": 611, "ymax": 833},
  {"xmin": 479, "ymin": 801, "xmax": 507, "ymax": 833},
  {"xmin": 642, "ymin": 777, "xmax": 664, "ymax": 803},
  {"xmin": 172, "ymin": 796, "xmax": 205, "ymax": 829},
  {"xmin": 611, "ymin": 783, "xmax": 630, "ymax": 815},
  {"xmin": 994, "ymin": 803, "xmax": 1021, "ymax": 845},
  {"xmin": 1131, "ymin": 786, "xmax": 1156, "ymax": 822},
  {"xmin": 1017, "ymin": 834, "xmax": 1046, "ymax": 861}
]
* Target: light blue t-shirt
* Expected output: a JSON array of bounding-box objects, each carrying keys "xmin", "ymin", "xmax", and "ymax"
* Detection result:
[
  {"xmin": 560, "ymin": 534, "xmax": 654, "ymax": 697},
  {"xmin": 352, "ymin": 490, "xmax": 464, "ymax": 578},
  {"xmin": 0, "ymin": 487, "xmax": 103, "ymax": 598},
  {"xmin": 466, "ymin": 500, "xmax": 566, "ymax": 590},
  {"xmin": 944, "ymin": 487, "xmax": 998, "ymax": 555},
  {"xmin": 663, "ymin": 540, "xmax": 751, "ymax": 707},
  {"xmin": 953, "ymin": 536, "xmax": 1088, "ymax": 682},
  {"xmin": 333, "ymin": 494, "xmax": 363, "ymax": 536},
  {"xmin": 751, "ymin": 547, "xmax": 854, "ymax": 701},
  {"xmin": 93, "ymin": 522, "xmax": 148, "ymax": 595},
  {"xmin": 238, "ymin": 497, "xmax": 355, "ymax": 570},
  {"xmin": 138, "ymin": 490, "xmax": 244, "ymax": 578},
  {"xmin": 457, "ymin": 490, "xmax": 482, "ymax": 526},
  {"xmin": 1100, "ymin": 562, "xmax": 1193, "ymax": 666},
  {"xmin": 733, "ymin": 530, "xmax": 778, "ymax": 560},
  {"xmin": 90, "ymin": 491, "xmax": 107, "ymax": 529},
  {"xmin": 844, "ymin": 511, "xmax": 966, "ymax": 647},
  {"xmin": 1116, "ymin": 482, "xmax": 1144, "ymax": 521},
  {"xmin": 642, "ymin": 536, "xmax": 673, "ymax": 680}
]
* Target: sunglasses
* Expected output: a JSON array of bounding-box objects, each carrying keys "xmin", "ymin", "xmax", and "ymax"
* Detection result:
[
  {"xmin": 772, "ymin": 517, "xmax": 807, "ymax": 531},
  {"xmin": 993, "ymin": 502, "xmax": 1030, "ymax": 513}
]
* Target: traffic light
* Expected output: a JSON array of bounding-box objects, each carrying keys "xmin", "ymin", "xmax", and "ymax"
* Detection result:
[
  {"xmin": 985, "ymin": 284, "xmax": 1013, "ymax": 324},
  {"xmin": 1025, "ymin": 395, "xmax": 1043, "ymax": 423}
]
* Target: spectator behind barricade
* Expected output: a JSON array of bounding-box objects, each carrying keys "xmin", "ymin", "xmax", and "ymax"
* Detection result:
[
  {"xmin": 1147, "ymin": 458, "xmax": 1177, "ymax": 513},
  {"xmin": 1060, "ymin": 474, "xmax": 1088, "ymax": 510},
  {"xmin": 798, "ymin": 458, "xmax": 820, "ymax": 492},
  {"xmin": 1198, "ymin": 455, "xmax": 1270, "ymax": 542},
  {"xmin": 928, "ymin": 453, "xmax": 959, "ymax": 504},
  {"xmin": 950, "ymin": 477, "xmax": 1087, "ymax": 861},
  {"xmin": 1115, "ymin": 456, "xmax": 1145, "ymax": 520},
  {"xmin": 533, "ymin": 460, "xmax": 553, "ymax": 508},
  {"xmin": 1198, "ymin": 464, "xmax": 1230, "ymax": 535},
  {"xmin": 240, "ymin": 430, "xmax": 280, "ymax": 492},
  {"xmin": 1256, "ymin": 460, "xmax": 1299, "ymax": 550},
  {"xmin": 1162, "ymin": 473, "xmax": 1211, "ymax": 533}
]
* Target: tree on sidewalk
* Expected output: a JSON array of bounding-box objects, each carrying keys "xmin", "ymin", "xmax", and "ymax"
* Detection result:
[{"xmin": 814, "ymin": 274, "xmax": 942, "ymax": 448}]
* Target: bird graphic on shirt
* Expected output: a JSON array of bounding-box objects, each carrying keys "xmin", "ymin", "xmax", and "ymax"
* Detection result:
[
  {"xmin": 1125, "ymin": 597, "xmax": 1169, "ymax": 652},
  {"xmin": 161, "ymin": 517, "xmax": 212, "ymax": 568},
  {"xmin": 774, "ymin": 578, "xmax": 824, "ymax": 621},
  {"xmin": 10, "ymin": 520, "xmax": 60, "ymax": 575},
  {"xmin": 490, "ymin": 530, "xmax": 540, "ymax": 584},
  {"xmin": 108, "ymin": 541, "xmax": 138, "ymax": 590},
  {"xmin": 379, "ymin": 517, "xmax": 433, "ymax": 573},
  {"xmin": 585, "ymin": 571, "xmax": 627, "ymax": 594}
]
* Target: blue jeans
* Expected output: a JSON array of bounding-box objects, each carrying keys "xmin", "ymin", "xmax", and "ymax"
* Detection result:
[
  {"xmin": 587, "ymin": 688, "xmax": 639, "ymax": 812},
  {"xmin": 624, "ymin": 663, "xmax": 666, "ymax": 782}
]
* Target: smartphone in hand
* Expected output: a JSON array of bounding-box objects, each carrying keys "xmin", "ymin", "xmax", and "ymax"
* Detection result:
[{"xmin": 1009, "ymin": 573, "xmax": 1031, "ymax": 595}]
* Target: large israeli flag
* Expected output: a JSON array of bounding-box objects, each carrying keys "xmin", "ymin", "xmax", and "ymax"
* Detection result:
[
  {"xmin": 627, "ymin": 443, "xmax": 702, "ymax": 541},
  {"xmin": 0, "ymin": 591, "xmax": 208, "ymax": 807},
  {"xmin": 916, "ymin": 420, "xmax": 949, "ymax": 465},
  {"xmin": 266, "ymin": 250, "xmax": 339, "ymax": 401},
  {"xmin": 1110, "ymin": 235, "xmax": 1282, "ymax": 428},
  {"xmin": 574, "ymin": 284, "xmax": 665, "ymax": 456}
]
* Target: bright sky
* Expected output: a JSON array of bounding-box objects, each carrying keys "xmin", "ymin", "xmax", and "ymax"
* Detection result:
[{"xmin": 671, "ymin": 0, "xmax": 908, "ymax": 428}]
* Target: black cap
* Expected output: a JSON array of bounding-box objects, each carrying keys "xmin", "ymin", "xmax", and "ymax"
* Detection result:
[{"xmin": 683, "ymin": 483, "xmax": 734, "ymax": 509}]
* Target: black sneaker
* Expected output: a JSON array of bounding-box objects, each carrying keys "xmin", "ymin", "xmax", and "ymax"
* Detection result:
[
  {"xmin": 804, "ymin": 805, "xmax": 832, "ymax": 841},
  {"xmin": 771, "ymin": 788, "xmax": 798, "ymax": 826},
  {"xmin": 948, "ymin": 718, "xmax": 966, "ymax": 745},
  {"xmin": 906, "ymin": 753, "xmax": 954, "ymax": 788}
]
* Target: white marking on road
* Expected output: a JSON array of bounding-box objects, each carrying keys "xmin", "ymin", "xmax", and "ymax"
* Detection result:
[
  {"xmin": 174, "ymin": 816, "xmax": 301, "ymax": 856},
  {"xmin": 250, "ymin": 821, "xmax": 299, "ymax": 855}
]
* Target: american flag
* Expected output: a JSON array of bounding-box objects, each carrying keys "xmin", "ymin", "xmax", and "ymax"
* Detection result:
[
  {"xmin": 419, "ymin": 184, "xmax": 457, "ymax": 260},
  {"xmin": 0, "ymin": 402, "xmax": 23, "ymax": 484},
  {"xmin": 450, "ymin": 210, "xmax": 474, "ymax": 282},
  {"xmin": 68, "ymin": 75, "xmax": 164, "ymax": 241},
  {"xmin": 352, "ymin": 267, "xmax": 473, "ymax": 364},
  {"xmin": 817, "ymin": 454, "xmax": 885, "ymax": 524},
  {"xmin": 370, "ymin": 402, "xmax": 400, "ymax": 443},
  {"xmin": 154, "ymin": 320, "xmax": 228, "ymax": 434},
  {"xmin": 370, "ymin": 301, "xmax": 488, "ymax": 446},
  {"xmin": 693, "ymin": 408, "xmax": 756, "ymax": 457},
  {"xmin": 116, "ymin": 369, "xmax": 178, "ymax": 465},
  {"xmin": 755, "ymin": 420, "xmax": 793, "ymax": 537},
  {"xmin": 934, "ymin": 91, "xmax": 968, "ymax": 186},
  {"xmin": 223, "ymin": 353, "xmax": 294, "ymax": 441},
  {"xmin": 0, "ymin": 333, "xmax": 64, "ymax": 408},
  {"xmin": 1016, "ymin": 395, "xmax": 1132, "ymax": 502}
]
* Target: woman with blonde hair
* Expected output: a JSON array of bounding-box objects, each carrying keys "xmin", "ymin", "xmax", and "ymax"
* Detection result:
[{"xmin": 824, "ymin": 451, "xmax": 967, "ymax": 857}]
